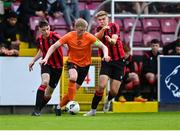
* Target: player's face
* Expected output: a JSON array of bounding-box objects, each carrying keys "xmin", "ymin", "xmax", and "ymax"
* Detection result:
[
  {"xmin": 97, "ymin": 15, "xmax": 109, "ymax": 27},
  {"xmin": 151, "ymin": 43, "xmax": 159, "ymax": 53},
  {"xmin": 76, "ymin": 26, "xmax": 87, "ymax": 36},
  {"xmin": 175, "ymin": 46, "xmax": 180, "ymax": 54},
  {"xmin": 7, "ymin": 17, "xmax": 17, "ymax": 26},
  {"xmin": 39, "ymin": 25, "xmax": 50, "ymax": 38}
]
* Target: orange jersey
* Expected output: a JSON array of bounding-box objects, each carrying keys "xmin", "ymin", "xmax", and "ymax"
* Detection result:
[{"xmin": 59, "ymin": 31, "xmax": 97, "ymax": 67}]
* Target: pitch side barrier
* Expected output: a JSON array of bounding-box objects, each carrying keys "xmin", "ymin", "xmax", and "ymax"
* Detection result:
[{"xmin": 158, "ymin": 55, "xmax": 180, "ymax": 104}]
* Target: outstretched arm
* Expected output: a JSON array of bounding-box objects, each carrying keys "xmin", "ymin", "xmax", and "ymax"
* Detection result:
[
  {"xmin": 40, "ymin": 40, "xmax": 61, "ymax": 65},
  {"xmin": 29, "ymin": 49, "xmax": 42, "ymax": 71},
  {"xmin": 95, "ymin": 40, "xmax": 110, "ymax": 62}
]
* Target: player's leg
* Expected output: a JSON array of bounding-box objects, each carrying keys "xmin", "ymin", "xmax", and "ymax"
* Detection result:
[
  {"xmin": 103, "ymin": 59, "xmax": 124, "ymax": 112},
  {"xmin": 32, "ymin": 65, "xmax": 50, "ymax": 116},
  {"xmin": 145, "ymin": 72, "xmax": 157, "ymax": 100},
  {"xmin": 129, "ymin": 73, "xmax": 147, "ymax": 102},
  {"xmin": 41, "ymin": 67, "xmax": 62, "ymax": 111},
  {"xmin": 115, "ymin": 76, "xmax": 127, "ymax": 102},
  {"xmin": 84, "ymin": 61, "xmax": 109, "ymax": 116},
  {"xmin": 56, "ymin": 64, "xmax": 90, "ymax": 116},
  {"xmin": 103, "ymin": 79, "xmax": 121, "ymax": 112},
  {"xmin": 60, "ymin": 62, "xmax": 78, "ymax": 108}
]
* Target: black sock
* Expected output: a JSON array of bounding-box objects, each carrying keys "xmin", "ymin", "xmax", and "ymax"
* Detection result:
[
  {"xmin": 134, "ymin": 85, "xmax": 141, "ymax": 97},
  {"xmin": 39, "ymin": 96, "xmax": 51, "ymax": 111},
  {"xmin": 115, "ymin": 83, "xmax": 125, "ymax": 101},
  {"xmin": 91, "ymin": 91, "xmax": 103, "ymax": 109},
  {"xmin": 34, "ymin": 89, "xmax": 44, "ymax": 112},
  {"xmin": 107, "ymin": 91, "xmax": 114, "ymax": 101}
]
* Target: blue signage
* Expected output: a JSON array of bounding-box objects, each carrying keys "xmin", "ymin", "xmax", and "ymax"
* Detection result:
[{"xmin": 159, "ymin": 56, "xmax": 180, "ymax": 103}]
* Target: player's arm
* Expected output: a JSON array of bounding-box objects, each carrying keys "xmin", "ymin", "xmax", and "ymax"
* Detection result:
[
  {"xmin": 40, "ymin": 40, "xmax": 61, "ymax": 65},
  {"xmin": 94, "ymin": 39, "xmax": 110, "ymax": 62},
  {"xmin": 29, "ymin": 49, "xmax": 43, "ymax": 71},
  {"xmin": 95, "ymin": 26, "xmax": 110, "ymax": 39},
  {"xmin": 105, "ymin": 34, "xmax": 118, "ymax": 45}
]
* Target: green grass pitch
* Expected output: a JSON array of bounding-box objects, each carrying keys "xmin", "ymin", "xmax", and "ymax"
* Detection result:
[{"xmin": 1, "ymin": 111, "xmax": 180, "ymax": 130}]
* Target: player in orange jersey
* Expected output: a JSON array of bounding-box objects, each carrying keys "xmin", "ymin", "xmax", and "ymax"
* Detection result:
[{"xmin": 40, "ymin": 18, "xmax": 110, "ymax": 116}]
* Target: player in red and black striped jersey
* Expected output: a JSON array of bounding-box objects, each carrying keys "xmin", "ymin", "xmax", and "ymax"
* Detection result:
[
  {"xmin": 84, "ymin": 11, "xmax": 125, "ymax": 116},
  {"xmin": 115, "ymin": 44, "xmax": 147, "ymax": 102},
  {"xmin": 28, "ymin": 20, "xmax": 63, "ymax": 116}
]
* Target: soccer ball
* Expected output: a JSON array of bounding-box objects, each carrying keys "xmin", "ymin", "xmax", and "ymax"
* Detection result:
[{"xmin": 65, "ymin": 101, "xmax": 80, "ymax": 115}]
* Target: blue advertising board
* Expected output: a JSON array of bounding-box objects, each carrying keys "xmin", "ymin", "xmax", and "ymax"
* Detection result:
[{"xmin": 159, "ymin": 56, "xmax": 180, "ymax": 103}]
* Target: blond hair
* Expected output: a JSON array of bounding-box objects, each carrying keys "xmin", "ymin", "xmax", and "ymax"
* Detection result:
[
  {"xmin": 75, "ymin": 18, "xmax": 88, "ymax": 28},
  {"xmin": 95, "ymin": 10, "xmax": 108, "ymax": 18}
]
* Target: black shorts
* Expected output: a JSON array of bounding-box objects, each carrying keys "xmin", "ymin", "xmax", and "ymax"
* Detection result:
[
  {"xmin": 67, "ymin": 62, "xmax": 90, "ymax": 85},
  {"xmin": 100, "ymin": 59, "xmax": 125, "ymax": 81},
  {"xmin": 122, "ymin": 73, "xmax": 130, "ymax": 84},
  {"xmin": 41, "ymin": 64, "xmax": 62, "ymax": 88}
]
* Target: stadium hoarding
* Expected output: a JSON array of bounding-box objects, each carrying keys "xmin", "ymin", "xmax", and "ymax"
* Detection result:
[
  {"xmin": 81, "ymin": 66, "xmax": 95, "ymax": 87},
  {"xmin": 0, "ymin": 57, "xmax": 59, "ymax": 105},
  {"xmin": 158, "ymin": 55, "xmax": 180, "ymax": 103}
]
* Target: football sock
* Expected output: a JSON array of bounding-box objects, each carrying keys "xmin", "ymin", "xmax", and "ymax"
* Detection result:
[
  {"xmin": 91, "ymin": 90, "xmax": 103, "ymax": 109},
  {"xmin": 68, "ymin": 80, "xmax": 76, "ymax": 101},
  {"xmin": 107, "ymin": 91, "xmax": 114, "ymax": 101},
  {"xmin": 60, "ymin": 94, "xmax": 69, "ymax": 107},
  {"xmin": 115, "ymin": 82, "xmax": 125, "ymax": 101},
  {"xmin": 133, "ymin": 81, "xmax": 141, "ymax": 97},
  {"xmin": 60, "ymin": 80, "xmax": 76, "ymax": 107},
  {"xmin": 40, "ymin": 95, "xmax": 51, "ymax": 111},
  {"xmin": 34, "ymin": 85, "xmax": 47, "ymax": 112}
]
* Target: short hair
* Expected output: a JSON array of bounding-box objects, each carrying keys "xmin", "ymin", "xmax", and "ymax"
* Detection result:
[
  {"xmin": 95, "ymin": 11, "xmax": 108, "ymax": 18},
  {"xmin": 6, "ymin": 11, "xmax": 17, "ymax": 19},
  {"xmin": 123, "ymin": 44, "xmax": 131, "ymax": 53},
  {"xmin": 75, "ymin": 18, "xmax": 88, "ymax": 28},
  {"xmin": 38, "ymin": 19, "xmax": 49, "ymax": 28},
  {"xmin": 151, "ymin": 39, "xmax": 160, "ymax": 44}
]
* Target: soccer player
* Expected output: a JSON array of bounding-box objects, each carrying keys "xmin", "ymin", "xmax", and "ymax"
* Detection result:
[
  {"xmin": 40, "ymin": 18, "xmax": 110, "ymax": 116},
  {"xmin": 84, "ymin": 11, "xmax": 125, "ymax": 116},
  {"xmin": 29, "ymin": 20, "xmax": 63, "ymax": 116},
  {"xmin": 115, "ymin": 44, "xmax": 147, "ymax": 102},
  {"xmin": 142, "ymin": 39, "xmax": 161, "ymax": 101}
]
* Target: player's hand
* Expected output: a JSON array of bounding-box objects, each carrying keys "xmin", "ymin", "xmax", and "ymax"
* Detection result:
[
  {"xmin": 102, "ymin": 26, "xmax": 110, "ymax": 30},
  {"xmin": 105, "ymin": 35, "xmax": 111, "ymax": 42},
  {"xmin": 29, "ymin": 61, "xmax": 34, "ymax": 72},
  {"xmin": 102, "ymin": 56, "xmax": 111, "ymax": 62},
  {"xmin": 40, "ymin": 58, "xmax": 47, "ymax": 66}
]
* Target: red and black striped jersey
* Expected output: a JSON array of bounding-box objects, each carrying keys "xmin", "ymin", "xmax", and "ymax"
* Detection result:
[
  {"xmin": 96, "ymin": 22, "xmax": 125, "ymax": 61},
  {"xmin": 36, "ymin": 31, "xmax": 63, "ymax": 68}
]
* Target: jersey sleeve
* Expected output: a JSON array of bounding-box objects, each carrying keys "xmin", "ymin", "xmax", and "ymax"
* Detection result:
[
  {"xmin": 112, "ymin": 23, "xmax": 120, "ymax": 35},
  {"xmin": 36, "ymin": 37, "xmax": 41, "ymax": 49},
  {"xmin": 59, "ymin": 32, "xmax": 71, "ymax": 45},
  {"xmin": 87, "ymin": 33, "xmax": 98, "ymax": 45}
]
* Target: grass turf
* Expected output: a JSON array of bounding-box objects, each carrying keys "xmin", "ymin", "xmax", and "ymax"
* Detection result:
[{"xmin": 1, "ymin": 111, "xmax": 180, "ymax": 130}]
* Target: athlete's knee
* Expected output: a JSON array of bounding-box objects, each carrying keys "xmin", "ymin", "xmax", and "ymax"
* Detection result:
[
  {"xmin": 44, "ymin": 92, "xmax": 52, "ymax": 98},
  {"xmin": 110, "ymin": 88, "xmax": 119, "ymax": 96},
  {"xmin": 99, "ymin": 82, "xmax": 107, "ymax": 89},
  {"xmin": 69, "ymin": 75, "xmax": 77, "ymax": 82},
  {"xmin": 42, "ymin": 80, "xmax": 49, "ymax": 86},
  {"xmin": 96, "ymin": 86, "xmax": 105, "ymax": 93}
]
